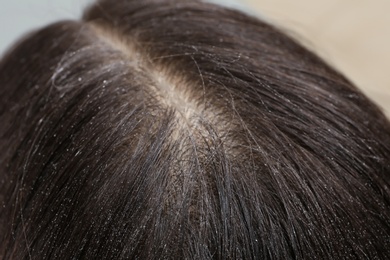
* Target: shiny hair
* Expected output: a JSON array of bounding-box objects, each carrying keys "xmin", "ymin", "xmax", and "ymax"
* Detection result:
[{"xmin": 1, "ymin": 0, "xmax": 389, "ymax": 259}]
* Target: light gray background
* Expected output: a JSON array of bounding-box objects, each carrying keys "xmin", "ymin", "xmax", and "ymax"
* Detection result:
[
  {"xmin": 0, "ymin": 0, "xmax": 92, "ymax": 56},
  {"xmin": 0, "ymin": 0, "xmax": 250, "ymax": 56}
]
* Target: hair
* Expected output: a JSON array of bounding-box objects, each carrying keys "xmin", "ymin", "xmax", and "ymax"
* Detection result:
[{"xmin": 0, "ymin": 0, "xmax": 389, "ymax": 259}]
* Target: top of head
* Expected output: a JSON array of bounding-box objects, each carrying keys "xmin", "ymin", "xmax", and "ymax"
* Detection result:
[{"xmin": 0, "ymin": 0, "xmax": 389, "ymax": 259}]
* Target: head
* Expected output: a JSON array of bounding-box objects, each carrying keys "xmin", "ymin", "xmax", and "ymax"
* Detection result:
[{"xmin": 0, "ymin": 0, "xmax": 389, "ymax": 259}]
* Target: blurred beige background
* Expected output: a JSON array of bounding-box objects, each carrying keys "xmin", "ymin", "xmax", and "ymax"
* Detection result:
[{"xmin": 243, "ymin": 0, "xmax": 390, "ymax": 116}]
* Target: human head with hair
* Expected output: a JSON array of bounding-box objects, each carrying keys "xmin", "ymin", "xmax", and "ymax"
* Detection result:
[{"xmin": 0, "ymin": 0, "xmax": 389, "ymax": 259}]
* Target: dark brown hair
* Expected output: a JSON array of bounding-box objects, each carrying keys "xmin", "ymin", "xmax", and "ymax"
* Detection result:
[{"xmin": 1, "ymin": 0, "xmax": 389, "ymax": 259}]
